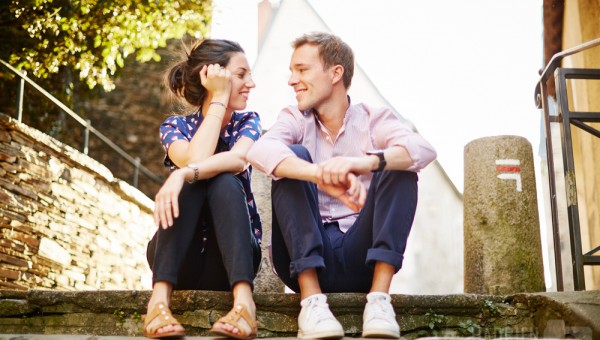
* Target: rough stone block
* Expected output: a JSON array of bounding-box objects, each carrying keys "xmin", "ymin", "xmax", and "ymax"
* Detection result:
[{"xmin": 0, "ymin": 254, "xmax": 28, "ymax": 268}]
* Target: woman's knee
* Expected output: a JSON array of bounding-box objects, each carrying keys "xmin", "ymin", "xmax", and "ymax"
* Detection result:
[{"xmin": 207, "ymin": 173, "xmax": 244, "ymax": 200}]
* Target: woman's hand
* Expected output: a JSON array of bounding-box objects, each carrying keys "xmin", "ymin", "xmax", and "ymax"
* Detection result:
[
  {"xmin": 153, "ymin": 168, "xmax": 189, "ymax": 229},
  {"xmin": 200, "ymin": 63, "xmax": 231, "ymax": 102}
]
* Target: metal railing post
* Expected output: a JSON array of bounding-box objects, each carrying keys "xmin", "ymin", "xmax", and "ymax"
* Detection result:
[
  {"xmin": 83, "ymin": 119, "xmax": 90, "ymax": 155},
  {"xmin": 133, "ymin": 157, "xmax": 141, "ymax": 188},
  {"xmin": 16, "ymin": 75, "xmax": 25, "ymax": 122}
]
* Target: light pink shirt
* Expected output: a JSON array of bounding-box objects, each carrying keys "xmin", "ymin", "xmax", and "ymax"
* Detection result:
[{"xmin": 247, "ymin": 101, "xmax": 437, "ymax": 232}]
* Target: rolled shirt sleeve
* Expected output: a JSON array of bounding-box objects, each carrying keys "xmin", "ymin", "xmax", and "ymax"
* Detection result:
[
  {"xmin": 368, "ymin": 104, "xmax": 437, "ymax": 172},
  {"xmin": 247, "ymin": 106, "xmax": 304, "ymax": 178}
]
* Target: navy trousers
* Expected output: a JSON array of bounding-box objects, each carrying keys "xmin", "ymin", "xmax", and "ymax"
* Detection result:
[
  {"xmin": 271, "ymin": 145, "xmax": 418, "ymax": 293},
  {"xmin": 147, "ymin": 173, "xmax": 261, "ymax": 290}
]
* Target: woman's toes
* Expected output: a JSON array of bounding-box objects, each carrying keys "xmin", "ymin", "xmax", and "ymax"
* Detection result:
[{"xmin": 158, "ymin": 324, "xmax": 174, "ymax": 334}]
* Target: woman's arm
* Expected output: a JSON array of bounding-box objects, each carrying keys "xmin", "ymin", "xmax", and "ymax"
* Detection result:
[
  {"xmin": 190, "ymin": 136, "xmax": 255, "ymax": 179},
  {"xmin": 153, "ymin": 136, "xmax": 255, "ymax": 228},
  {"xmin": 168, "ymin": 64, "xmax": 232, "ymax": 168}
]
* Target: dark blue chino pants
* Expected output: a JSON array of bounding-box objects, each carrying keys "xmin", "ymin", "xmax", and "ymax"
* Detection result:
[{"xmin": 271, "ymin": 145, "xmax": 418, "ymax": 293}]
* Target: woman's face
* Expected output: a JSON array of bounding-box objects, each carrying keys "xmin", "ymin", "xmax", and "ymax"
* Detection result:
[{"xmin": 225, "ymin": 52, "xmax": 255, "ymax": 111}]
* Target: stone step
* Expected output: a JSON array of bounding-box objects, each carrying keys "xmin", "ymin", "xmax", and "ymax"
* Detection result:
[
  {"xmin": 0, "ymin": 336, "xmax": 567, "ymax": 340},
  {"xmin": 0, "ymin": 290, "xmax": 598, "ymax": 339}
]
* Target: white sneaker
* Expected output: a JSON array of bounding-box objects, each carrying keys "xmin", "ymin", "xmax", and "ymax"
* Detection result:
[
  {"xmin": 362, "ymin": 292, "xmax": 400, "ymax": 338},
  {"xmin": 297, "ymin": 294, "xmax": 344, "ymax": 339}
]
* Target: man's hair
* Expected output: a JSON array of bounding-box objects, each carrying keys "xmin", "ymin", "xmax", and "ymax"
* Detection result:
[{"xmin": 292, "ymin": 32, "xmax": 354, "ymax": 89}]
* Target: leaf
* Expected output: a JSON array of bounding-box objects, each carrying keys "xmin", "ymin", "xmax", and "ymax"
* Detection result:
[{"xmin": 3, "ymin": 0, "xmax": 213, "ymax": 91}]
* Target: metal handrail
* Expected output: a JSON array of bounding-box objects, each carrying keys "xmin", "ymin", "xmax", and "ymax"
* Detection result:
[
  {"xmin": 534, "ymin": 37, "xmax": 600, "ymax": 291},
  {"xmin": 0, "ymin": 59, "xmax": 163, "ymax": 187}
]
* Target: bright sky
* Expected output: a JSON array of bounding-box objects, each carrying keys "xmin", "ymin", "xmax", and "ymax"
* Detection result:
[{"xmin": 212, "ymin": 0, "xmax": 544, "ymax": 194}]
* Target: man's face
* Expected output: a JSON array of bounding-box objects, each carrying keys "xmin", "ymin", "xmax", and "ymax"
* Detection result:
[{"xmin": 288, "ymin": 44, "xmax": 334, "ymax": 111}]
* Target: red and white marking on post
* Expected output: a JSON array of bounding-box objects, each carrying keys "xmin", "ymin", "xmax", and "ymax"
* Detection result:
[{"xmin": 496, "ymin": 159, "xmax": 522, "ymax": 192}]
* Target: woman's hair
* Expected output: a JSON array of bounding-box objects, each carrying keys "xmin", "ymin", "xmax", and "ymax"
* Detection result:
[
  {"xmin": 165, "ymin": 39, "xmax": 244, "ymax": 107},
  {"xmin": 292, "ymin": 32, "xmax": 354, "ymax": 89}
]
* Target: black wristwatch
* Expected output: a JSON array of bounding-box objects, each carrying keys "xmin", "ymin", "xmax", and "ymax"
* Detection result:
[
  {"xmin": 366, "ymin": 150, "xmax": 386, "ymax": 172},
  {"xmin": 186, "ymin": 163, "xmax": 200, "ymax": 183}
]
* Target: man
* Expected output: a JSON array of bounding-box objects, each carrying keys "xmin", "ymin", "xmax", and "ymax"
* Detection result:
[{"xmin": 247, "ymin": 32, "xmax": 436, "ymax": 339}]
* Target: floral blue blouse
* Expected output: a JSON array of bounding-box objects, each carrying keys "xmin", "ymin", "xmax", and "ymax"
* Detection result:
[{"xmin": 159, "ymin": 110, "xmax": 263, "ymax": 243}]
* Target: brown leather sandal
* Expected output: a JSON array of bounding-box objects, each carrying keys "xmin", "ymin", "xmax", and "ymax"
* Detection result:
[
  {"xmin": 210, "ymin": 304, "xmax": 258, "ymax": 340},
  {"xmin": 143, "ymin": 302, "xmax": 185, "ymax": 339}
]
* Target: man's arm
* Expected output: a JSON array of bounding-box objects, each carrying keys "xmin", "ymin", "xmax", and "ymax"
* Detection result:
[
  {"xmin": 314, "ymin": 145, "xmax": 409, "ymax": 188},
  {"xmin": 370, "ymin": 105, "xmax": 437, "ymax": 172},
  {"xmin": 272, "ymin": 156, "xmax": 318, "ymax": 181},
  {"xmin": 247, "ymin": 107, "xmax": 302, "ymax": 178},
  {"xmin": 271, "ymin": 152, "xmax": 366, "ymax": 213},
  {"xmin": 369, "ymin": 145, "xmax": 412, "ymax": 171},
  {"xmin": 247, "ymin": 108, "xmax": 366, "ymax": 212}
]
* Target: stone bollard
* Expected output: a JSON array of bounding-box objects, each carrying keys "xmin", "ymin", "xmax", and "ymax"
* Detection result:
[
  {"xmin": 251, "ymin": 170, "xmax": 286, "ymax": 293},
  {"xmin": 464, "ymin": 135, "xmax": 545, "ymax": 294}
]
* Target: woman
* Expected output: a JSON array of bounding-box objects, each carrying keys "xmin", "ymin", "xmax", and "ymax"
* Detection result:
[{"xmin": 143, "ymin": 39, "xmax": 262, "ymax": 340}]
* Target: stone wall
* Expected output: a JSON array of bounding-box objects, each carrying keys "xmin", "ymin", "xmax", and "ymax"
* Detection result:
[{"xmin": 0, "ymin": 112, "xmax": 155, "ymax": 290}]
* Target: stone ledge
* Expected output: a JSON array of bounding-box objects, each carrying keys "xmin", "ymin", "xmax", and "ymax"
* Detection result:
[{"xmin": 0, "ymin": 290, "xmax": 598, "ymax": 339}]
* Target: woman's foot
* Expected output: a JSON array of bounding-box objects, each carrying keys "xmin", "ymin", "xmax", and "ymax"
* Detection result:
[
  {"xmin": 145, "ymin": 282, "xmax": 185, "ymax": 338},
  {"xmin": 143, "ymin": 301, "xmax": 185, "ymax": 339},
  {"xmin": 210, "ymin": 303, "xmax": 257, "ymax": 339}
]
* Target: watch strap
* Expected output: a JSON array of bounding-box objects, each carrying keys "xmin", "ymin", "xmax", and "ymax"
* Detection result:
[
  {"xmin": 186, "ymin": 164, "xmax": 200, "ymax": 183},
  {"xmin": 367, "ymin": 150, "xmax": 386, "ymax": 172}
]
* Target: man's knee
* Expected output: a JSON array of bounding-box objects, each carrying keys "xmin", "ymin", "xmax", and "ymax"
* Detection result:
[
  {"xmin": 380, "ymin": 170, "xmax": 418, "ymax": 186},
  {"xmin": 374, "ymin": 170, "xmax": 419, "ymax": 199},
  {"xmin": 289, "ymin": 144, "xmax": 312, "ymax": 162}
]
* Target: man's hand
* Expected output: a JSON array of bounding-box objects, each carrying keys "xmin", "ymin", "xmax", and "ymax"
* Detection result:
[
  {"xmin": 316, "ymin": 156, "xmax": 374, "ymax": 186},
  {"xmin": 317, "ymin": 172, "xmax": 366, "ymax": 212},
  {"xmin": 153, "ymin": 168, "xmax": 189, "ymax": 229}
]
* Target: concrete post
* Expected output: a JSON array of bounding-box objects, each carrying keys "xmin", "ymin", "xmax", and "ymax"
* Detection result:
[{"xmin": 464, "ymin": 135, "xmax": 545, "ymax": 294}]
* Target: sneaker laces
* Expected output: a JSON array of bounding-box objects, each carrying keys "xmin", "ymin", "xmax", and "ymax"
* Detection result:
[
  {"xmin": 307, "ymin": 300, "xmax": 336, "ymax": 322},
  {"xmin": 366, "ymin": 294, "xmax": 395, "ymax": 322}
]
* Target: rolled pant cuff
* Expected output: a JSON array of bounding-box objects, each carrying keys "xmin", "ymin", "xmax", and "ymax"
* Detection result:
[
  {"xmin": 230, "ymin": 277, "xmax": 255, "ymax": 291},
  {"xmin": 153, "ymin": 274, "xmax": 178, "ymax": 286},
  {"xmin": 366, "ymin": 248, "xmax": 404, "ymax": 272},
  {"xmin": 290, "ymin": 255, "xmax": 325, "ymax": 278}
]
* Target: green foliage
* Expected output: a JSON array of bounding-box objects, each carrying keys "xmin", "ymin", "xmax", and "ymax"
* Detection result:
[
  {"xmin": 1, "ymin": 0, "xmax": 212, "ymax": 91},
  {"xmin": 113, "ymin": 309, "xmax": 141, "ymax": 323},
  {"xmin": 113, "ymin": 308, "xmax": 127, "ymax": 323},
  {"xmin": 458, "ymin": 319, "xmax": 481, "ymax": 336},
  {"xmin": 425, "ymin": 309, "xmax": 447, "ymax": 333},
  {"xmin": 483, "ymin": 299, "xmax": 501, "ymax": 317}
]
